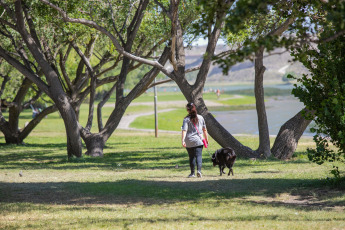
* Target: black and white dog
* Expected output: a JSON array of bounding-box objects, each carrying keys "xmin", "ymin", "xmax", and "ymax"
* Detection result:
[{"xmin": 211, "ymin": 147, "xmax": 236, "ymax": 176}]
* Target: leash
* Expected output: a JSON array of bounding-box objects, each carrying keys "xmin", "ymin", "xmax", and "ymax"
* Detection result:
[{"xmin": 205, "ymin": 146, "xmax": 212, "ymax": 159}]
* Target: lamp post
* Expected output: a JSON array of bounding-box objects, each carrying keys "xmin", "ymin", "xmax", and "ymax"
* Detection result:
[{"xmin": 154, "ymin": 78, "xmax": 158, "ymax": 137}]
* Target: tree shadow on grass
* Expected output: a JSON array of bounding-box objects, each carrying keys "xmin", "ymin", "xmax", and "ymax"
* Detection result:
[
  {"xmin": 0, "ymin": 143, "xmax": 313, "ymax": 171},
  {"xmin": 0, "ymin": 178, "xmax": 344, "ymax": 212}
]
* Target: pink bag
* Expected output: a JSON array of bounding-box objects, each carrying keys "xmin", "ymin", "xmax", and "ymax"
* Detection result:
[
  {"xmin": 193, "ymin": 121, "xmax": 208, "ymax": 148},
  {"xmin": 202, "ymin": 138, "xmax": 208, "ymax": 148}
]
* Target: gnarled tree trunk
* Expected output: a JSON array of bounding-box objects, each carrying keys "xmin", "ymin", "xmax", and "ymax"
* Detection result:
[
  {"xmin": 83, "ymin": 133, "xmax": 106, "ymax": 157},
  {"xmin": 271, "ymin": 108, "xmax": 314, "ymax": 159},
  {"xmin": 53, "ymin": 95, "xmax": 82, "ymax": 158}
]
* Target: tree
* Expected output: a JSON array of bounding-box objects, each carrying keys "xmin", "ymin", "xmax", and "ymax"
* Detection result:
[
  {"xmin": 198, "ymin": 0, "xmax": 344, "ymax": 159},
  {"xmin": 195, "ymin": 0, "xmax": 308, "ymax": 158},
  {"xmin": 40, "ymin": 0, "xmax": 344, "ymax": 159},
  {"xmin": 272, "ymin": 0, "xmax": 345, "ymax": 160},
  {"xmin": 1, "ymin": 0, "xmax": 175, "ymax": 157},
  {"xmin": 0, "ymin": 0, "xmax": 82, "ymax": 157},
  {"xmin": 41, "ymin": 0, "xmax": 294, "ymax": 158},
  {"xmin": 0, "ymin": 63, "xmax": 57, "ymax": 144},
  {"xmin": 290, "ymin": 31, "xmax": 345, "ymax": 172}
]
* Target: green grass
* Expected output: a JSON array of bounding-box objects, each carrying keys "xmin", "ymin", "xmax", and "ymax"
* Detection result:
[
  {"xmin": 217, "ymin": 95, "xmax": 256, "ymax": 106},
  {"xmin": 228, "ymin": 87, "xmax": 293, "ymax": 97},
  {"xmin": 0, "ymin": 92, "xmax": 344, "ymax": 229},
  {"xmin": 130, "ymin": 108, "xmax": 186, "ymax": 130},
  {"xmin": 0, "ymin": 127, "xmax": 345, "ymax": 229}
]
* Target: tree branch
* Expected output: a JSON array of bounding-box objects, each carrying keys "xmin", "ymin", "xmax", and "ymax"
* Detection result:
[
  {"xmin": 154, "ymin": 0, "xmax": 171, "ymax": 19},
  {"xmin": 19, "ymin": 105, "xmax": 57, "ymax": 140},
  {"xmin": 0, "ymin": 46, "xmax": 49, "ymax": 95},
  {"xmin": 193, "ymin": 0, "xmax": 234, "ymax": 90},
  {"xmin": 40, "ymin": 0, "xmax": 173, "ymax": 78},
  {"xmin": 22, "ymin": 89, "xmax": 43, "ymax": 109},
  {"xmin": 97, "ymin": 81, "xmax": 118, "ymax": 132},
  {"xmin": 106, "ymin": 0, "xmax": 125, "ymax": 46},
  {"xmin": 147, "ymin": 79, "xmax": 173, "ymax": 89},
  {"xmin": 70, "ymin": 41, "xmax": 96, "ymax": 131},
  {"xmin": 59, "ymin": 46, "xmax": 74, "ymax": 94},
  {"xmin": 269, "ymin": 17, "xmax": 295, "ymax": 36}
]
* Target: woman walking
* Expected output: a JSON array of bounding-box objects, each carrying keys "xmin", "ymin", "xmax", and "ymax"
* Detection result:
[{"xmin": 181, "ymin": 102, "xmax": 209, "ymax": 178}]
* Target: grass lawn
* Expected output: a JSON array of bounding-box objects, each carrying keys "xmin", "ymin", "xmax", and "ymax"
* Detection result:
[
  {"xmin": 0, "ymin": 91, "xmax": 344, "ymax": 229},
  {"xmin": 130, "ymin": 108, "xmax": 187, "ymax": 130},
  {"xmin": 0, "ymin": 128, "xmax": 344, "ymax": 229}
]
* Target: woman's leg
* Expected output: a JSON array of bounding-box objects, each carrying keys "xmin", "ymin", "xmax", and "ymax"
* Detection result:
[
  {"xmin": 195, "ymin": 146, "xmax": 203, "ymax": 172},
  {"xmin": 186, "ymin": 147, "xmax": 196, "ymax": 175}
]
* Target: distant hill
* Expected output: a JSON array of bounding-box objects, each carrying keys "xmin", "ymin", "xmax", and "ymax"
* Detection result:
[{"xmin": 183, "ymin": 45, "xmax": 309, "ymax": 83}]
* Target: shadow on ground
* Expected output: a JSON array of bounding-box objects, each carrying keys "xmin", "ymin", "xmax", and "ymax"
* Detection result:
[
  {"xmin": 0, "ymin": 141, "xmax": 309, "ymax": 170},
  {"xmin": 0, "ymin": 178, "xmax": 344, "ymax": 211}
]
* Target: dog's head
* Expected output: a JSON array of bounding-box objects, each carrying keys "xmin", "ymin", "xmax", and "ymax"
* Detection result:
[{"xmin": 211, "ymin": 153, "xmax": 218, "ymax": 166}]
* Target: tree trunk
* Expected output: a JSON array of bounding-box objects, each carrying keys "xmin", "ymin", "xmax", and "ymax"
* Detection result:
[
  {"xmin": 203, "ymin": 111, "xmax": 257, "ymax": 157},
  {"xmin": 0, "ymin": 114, "xmax": 22, "ymax": 144},
  {"xmin": 53, "ymin": 94, "xmax": 83, "ymax": 158},
  {"xmin": 4, "ymin": 132, "xmax": 22, "ymax": 144},
  {"xmin": 271, "ymin": 108, "xmax": 315, "ymax": 159},
  {"xmin": 83, "ymin": 133, "xmax": 105, "ymax": 157},
  {"xmin": 5, "ymin": 78, "xmax": 32, "ymax": 144},
  {"xmin": 254, "ymin": 48, "xmax": 271, "ymax": 157}
]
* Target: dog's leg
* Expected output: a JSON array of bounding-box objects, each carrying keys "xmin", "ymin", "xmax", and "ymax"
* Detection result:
[
  {"xmin": 228, "ymin": 168, "xmax": 234, "ymax": 176},
  {"xmin": 219, "ymin": 165, "xmax": 222, "ymax": 176}
]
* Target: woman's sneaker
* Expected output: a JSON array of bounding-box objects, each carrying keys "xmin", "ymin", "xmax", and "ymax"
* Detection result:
[
  {"xmin": 188, "ymin": 174, "xmax": 196, "ymax": 178},
  {"xmin": 197, "ymin": 171, "xmax": 202, "ymax": 178}
]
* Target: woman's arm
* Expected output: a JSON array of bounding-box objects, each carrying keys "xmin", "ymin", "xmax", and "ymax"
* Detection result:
[
  {"xmin": 202, "ymin": 128, "xmax": 209, "ymax": 144},
  {"xmin": 182, "ymin": 130, "xmax": 187, "ymax": 147}
]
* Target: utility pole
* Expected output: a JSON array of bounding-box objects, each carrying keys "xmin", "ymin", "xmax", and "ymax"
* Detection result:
[{"xmin": 154, "ymin": 78, "xmax": 158, "ymax": 137}]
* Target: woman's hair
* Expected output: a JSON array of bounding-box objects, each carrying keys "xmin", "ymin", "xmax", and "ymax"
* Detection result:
[{"xmin": 186, "ymin": 102, "xmax": 198, "ymax": 124}]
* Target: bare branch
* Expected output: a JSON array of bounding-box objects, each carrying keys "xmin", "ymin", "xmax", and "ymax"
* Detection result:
[
  {"xmin": 120, "ymin": 1, "xmax": 134, "ymax": 33},
  {"xmin": 96, "ymin": 75, "xmax": 120, "ymax": 87},
  {"xmin": 0, "ymin": 72, "xmax": 9, "ymax": 98},
  {"xmin": 269, "ymin": 17, "xmax": 295, "ymax": 36},
  {"xmin": 186, "ymin": 65, "xmax": 201, "ymax": 73},
  {"xmin": 70, "ymin": 41, "xmax": 96, "ymax": 131},
  {"xmin": 23, "ymin": 3, "xmax": 43, "ymax": 51},
  {"xmin": 97, "ymin": 81, "xmax": 118, "ymax": 131},
  {"xmin": 59, "ymin": 47, "xmax": 73, "ymax": 93},
  {"xmin": 194, "ymin": 0, "xmax": 235, "ymax": 88},
  {"xmin": 147, "ymin": 79, "xmax": 173, "ymax": 89},
  {"xmin": 264, "ymin": 49, "xmax": 290, "ymax": 58},
  {"xmin": 22, "ymin": 89, "xmax": 43, "ymax": 109},
  {"xmin": 314, "ymin": 30, "xmax": 345, "ymax": 43},
  {"xmin": 74, "ymin": 36, "xmax": 97, "ymax": 85},
  {"xmin": 126, "ymin": 0, "xmax": 150, "ymax": 46},
  {"xmin": 19, "ymin": 105, "xmax": 57, "ymax": 140},
  {"xmin": 107, "ymin": 0, "xmax": 125, "ymax": 46},
  {"xmin": 0, "ymin": 46, "xmax": 49, "ymax": 95},
  {"xmin": 0, "ymin": 18, "xmax": 17, "ymax": 31}
]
